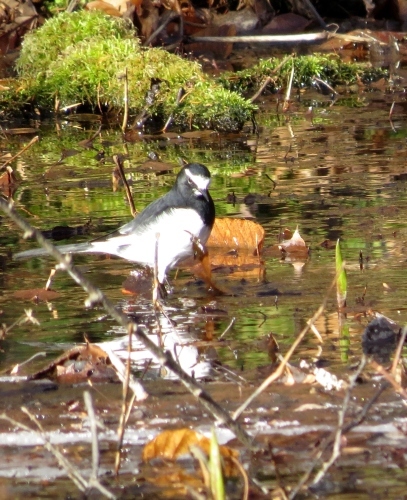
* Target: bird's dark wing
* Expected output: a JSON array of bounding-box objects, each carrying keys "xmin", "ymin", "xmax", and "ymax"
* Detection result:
[{"xmin": 94, "ymin": 189, "xmax": 184, "ymax": 241}]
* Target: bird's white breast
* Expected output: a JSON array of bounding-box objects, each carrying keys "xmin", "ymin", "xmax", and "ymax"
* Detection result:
[{"xmin": 89, "ymin": 208, "xmax": 210, "ymax": 282}]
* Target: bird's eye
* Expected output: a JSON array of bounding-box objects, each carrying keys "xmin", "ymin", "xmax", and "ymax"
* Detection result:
[{"xmin": 187, "ymin": 178, "xmax": 193, "ymax": 185}]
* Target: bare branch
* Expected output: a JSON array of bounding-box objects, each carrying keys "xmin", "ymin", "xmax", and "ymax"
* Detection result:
[{"xmin": 0, "ymin": 197, "xmax": 254, "ymax": 450}]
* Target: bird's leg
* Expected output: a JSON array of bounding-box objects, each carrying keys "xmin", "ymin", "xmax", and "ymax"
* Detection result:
[{"xmin": 158, "ymin": 282, "xmax": 168, "ymax": 299}]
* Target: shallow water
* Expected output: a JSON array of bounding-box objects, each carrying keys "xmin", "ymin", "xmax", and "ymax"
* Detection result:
[{"xmin": 1, "ymin": 86, "xmax": 407, "ymax": 497}]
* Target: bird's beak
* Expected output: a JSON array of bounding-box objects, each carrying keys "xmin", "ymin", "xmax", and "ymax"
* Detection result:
[{"xmin": 199, "ymin": 188, "xmax": 209, "ymax": 202}]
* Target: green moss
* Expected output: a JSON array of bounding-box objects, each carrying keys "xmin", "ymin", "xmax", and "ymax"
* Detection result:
[
  {"xmin": 28, "ymin": 38, "xmax": 202, "ymax": 111},
  {"xmin": 174, "ymin": 82, "xmax": 255, "ymax": 132},
  {"xmin": 219, "ymin": 54, "xmax": 389, "ymax": 94},
  {"xmin": 17, "ymin": 11, "xmax": 135, "ymax": 82},
  {"xmin": 12, "ymin": 10, "xmax": 255, "ymax": 131}
]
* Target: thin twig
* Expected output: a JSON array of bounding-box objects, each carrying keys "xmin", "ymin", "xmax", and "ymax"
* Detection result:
[
  {"xmin": 0, "ymin": 408, "xmax": 117, "ymax": 499},
  {"xmin": 391, "ymin": 325, "xmax": 407, "ymax": 376},
  {"xmin": 232, "ymin": 275, "xmax": 336, "ymax": 420},
  {"xmin": 0, "ymin": 136, "xmax": 39, "ymax": 170},
  {"xmin": 0, "ymin": 198, "xmax": 254, "ymax": 449},
  {"xmin": 112, "ymin": 154, "xmax": 137, "ymax": 217},
  {"xmin": 4, "ymin": 351, "xmax": 46, "ymax": 376},
  {"xmin": 284, "ymin": 58, "xmax": 295, "ymax": 108},
  {"xmin": 188, "ymin": 32, "xmax": 331, "ymax": 44},
  {"xmin": 144, "ymin": 11, "xmax": 179, "ymax": 46},
  {"xmin": 153, "ymin": 232, "xmax": 160, "ymax": 306},
  {"xmin": 290, "ymin": 377, "xmax": 388, "ymax": 499},
  {"xmin": 83, "ymin": 391, "xmax": 99, "ymax": 482},
  {"xmin": 162, "ymin": 88, "xmax": 185, "ymax": 132},
  {"xmin": 371, "ymin": 360, "xmax": 407, "ymax": 399},
  {"xmin": 101, "ymin": 346, "xmax": 148, "ymax": 400},
  {"xmin": 311, "ymin": 356, "xmax": 367, "ymax": 485},
  {"xmin": 250, "ymin": 76, "xmax": 272, "ymax": 103},
  {"xmin": 114, "ymin": 323, "xmax": 133, "ymax": 475},
  {"xmin": 313, "ymin": 76, "xmax": 337, "ymax": 95},
  {"xmin": 250, "ymin": 55, "xmax": 293, "ymax": 102},
  {"xmin": 389, "ymin": 101, "xmax": 395, "ymax": 120},
  {"xmin": 121, "ymin": 68, "xmax": 129, "ymax": 133},
  {"xmin": 231, "ymin": 456, "xmax": 249, "ymax": 500},
  {"xmin": 218, "ymin": 317, "xmax": 235, "ymax": 340}
]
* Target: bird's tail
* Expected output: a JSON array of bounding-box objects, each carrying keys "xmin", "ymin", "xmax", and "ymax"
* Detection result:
[{"xmin": 14, "ymin": 242, "xmax": 93, "ymax": 260}]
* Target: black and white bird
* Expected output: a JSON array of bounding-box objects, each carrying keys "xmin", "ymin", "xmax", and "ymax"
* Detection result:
[{"xmin": 14, "ymin": 163, "xmax": 215, "ymax": 285}]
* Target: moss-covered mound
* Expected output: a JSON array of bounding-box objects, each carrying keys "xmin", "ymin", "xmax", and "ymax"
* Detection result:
[
  {"xmin": 14, "ymin": 10, "xmax": 255, "ymax": 131},
  {"xmin": 219, "ymin": 54, "xmax": 388, "ymax": 94}
]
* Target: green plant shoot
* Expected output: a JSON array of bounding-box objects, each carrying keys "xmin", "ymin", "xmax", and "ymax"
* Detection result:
[{"xmin": 336, "ymin": 239, "xmax": 347, "ymax": 309}]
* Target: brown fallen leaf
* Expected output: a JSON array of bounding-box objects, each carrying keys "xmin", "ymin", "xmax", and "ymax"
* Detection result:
[
  {"xmin": 28, "ymin": 341, "xmax": 118, "ymax": 383},
  {"xmin": 0, "ymin": 166, "xmax": 17, "ymax": 188},
  {"xmin": 186, "ymin": 24, "xmax": 236, "ymax": 58},
  {"xmin": 208, "ymin": 217, "xmax": 265, "ymax": 254},
  {"xmin": 142, "ymin": 428, "xmax": 238, "ymax": 464},
  {"xmin": 278, "ymin": 226, "xmax": 309, "ymax": 256},
  {"xmin": 85, "ymin": 0, "xmax": 122, "ymax": 16},
  {"xmin": 134, "ymin": 0, "xmax": 160, "ymax": 40},
  {"xmin": 262, "ymin": 12, "xmax": 312, "ymax": 34}
]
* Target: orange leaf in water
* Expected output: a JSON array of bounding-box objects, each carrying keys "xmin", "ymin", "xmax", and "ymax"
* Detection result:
[
  {"xmin": 208, "ymin": 217, "xmax": 265, "ymax": 254},
  {"xmin": 142, "ymin": 428, "xmax": 238, "ymax": 462}
]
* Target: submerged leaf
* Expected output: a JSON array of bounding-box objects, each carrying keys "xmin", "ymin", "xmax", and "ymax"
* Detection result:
[
  {"xmin": 278, "ymin": 226, "xmax": 307, "ymax": 255},
  {"xmin": 28, "ymin": 342, "xmax": 118, "ymax": 383}
]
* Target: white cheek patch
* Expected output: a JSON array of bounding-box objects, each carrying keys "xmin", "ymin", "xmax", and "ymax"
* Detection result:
[{"xmin": 185, "ymin": 168, "xmax": 211, "ymax": 191}]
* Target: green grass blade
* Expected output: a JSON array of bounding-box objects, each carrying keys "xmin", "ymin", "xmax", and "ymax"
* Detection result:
[
  {"xmin": 209, "ymin": 428, "xmax": 225, "ymax": 500},
  {"xmin": 336, "ymin": 239, "xmax": 347, "ymax": 309}
]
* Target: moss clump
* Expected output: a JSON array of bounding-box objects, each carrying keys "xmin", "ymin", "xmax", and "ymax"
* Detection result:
[
  {"xmin": 29, "ymin": 37, "xmax": 202, "ymax": 111},
  {"xmin": 17, "ymin": 11, "xmax": 136, "ymax": 82},
  {"xmin": 13, "ymin": 10, "xmax": 255, "ymax": 131},
  {"xmin": 219, "ymin": 54, "xmax": 389, "ymax": 94},
  {"xmin": 174, "ymin": 82, "xmax": 255, "ymax": 132}
]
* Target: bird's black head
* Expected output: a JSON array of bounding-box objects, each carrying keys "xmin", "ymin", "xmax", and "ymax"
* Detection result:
[{"xmin": 176, "ymin": 163, "xmax": 212, "ymax": 201}]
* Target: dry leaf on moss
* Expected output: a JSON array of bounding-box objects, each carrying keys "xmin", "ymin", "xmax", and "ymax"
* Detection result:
[
  {"xmin": 86, "ymin": 1, "xmax": 122, "ymax": 16},
  {"xmin": 208, "ymin": 217, "xmax": 265, "ymax": 254}
]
